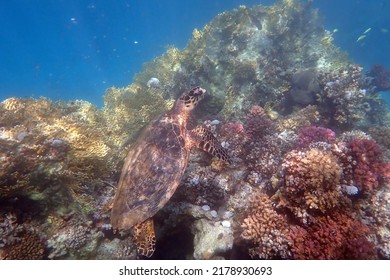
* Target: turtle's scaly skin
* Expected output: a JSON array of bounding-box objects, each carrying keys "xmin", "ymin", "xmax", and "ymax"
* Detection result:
[
  {"xmin": 111, "ymin": 86, "xmax": 231, "ymax": 257},
  {"xmin": 132, "ymin": 218, "xmax": 156, "ymax": 258}
]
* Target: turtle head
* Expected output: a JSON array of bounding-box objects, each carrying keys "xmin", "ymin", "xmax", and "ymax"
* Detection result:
[{"xmin": 177, "ymin": 86, "xmax": 206, "ymax": 112}]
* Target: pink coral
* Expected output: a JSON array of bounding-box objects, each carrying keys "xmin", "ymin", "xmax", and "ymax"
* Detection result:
[
  {"xmin": 296, "ymin": 126, "xmax": 336, "ymax": 148},
  {"xmin": 348, "ymin": 138, "xmax": 390, "ymax": 191},
  {"xmin": 220, "ymin": 121, "xmax": 245, "ymax": 135}
]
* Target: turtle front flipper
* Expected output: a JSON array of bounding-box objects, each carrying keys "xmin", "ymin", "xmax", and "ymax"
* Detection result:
[
  {"xmin": 133, "ymin": 218, "xmax": 156, "ymax": 258},
  {"xmin": 189, "ymin": 125, "xmax": 232, "ymax": 164}
]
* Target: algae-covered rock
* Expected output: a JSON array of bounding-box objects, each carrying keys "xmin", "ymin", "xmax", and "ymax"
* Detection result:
[{"xmin": 129, "ymin": 0, "xmax": 348, "ymax": 118}]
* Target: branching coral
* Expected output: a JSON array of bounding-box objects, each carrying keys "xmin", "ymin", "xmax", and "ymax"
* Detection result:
[
  {"xmin": 2, "ymin": 229, "xmax": 45, "ymax": 260},
  {"xmin": 296, "ymin": 126, "xmax": 336, "ymax": 149},
  {"xmin": 279, "ymin": 148, "xmax": 343, "ymax": 220},
  {"xmin": 317, "ymin": 64, "xmax": 370, "ymax": 128},
  {"xmin": 347, "ymin": 138, "xmax": 390, "ymax": 191},
  {"xmin": 244, "ymin": 105, "xmax": 274, "ymax": 140},
  {"xmin": 246, "ymin": 135, "xmax": 283, "ymax": 179},
  {"xmin": 276, "ymin": 105, "xmax": 320, "ymax": 133},
  {"xmin": 289, "ymin": 213, "xmax": 375, "ymax": 259},
  {"xmin": 241, "ymin": 192, "xmax": 292, "ymax": 259}
]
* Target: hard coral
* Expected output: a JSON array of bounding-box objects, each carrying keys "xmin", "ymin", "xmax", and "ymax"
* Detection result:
[
  {"xmin": 317, "ymin": 64, "xmax": 369, "ymax": 129},
  {"xmin": 246, "ymin": 135, "xmax": 283, "ymax": 178},
  {"xmin": 366, "ymin": 64, "xmax": 390, "ymax": 92},
  {"xmin": 279, "ymin": 148, "xmax": 343, "ymax": 219},
  {"xmin": 276, "ymin": 105, "xmax": 320, "ymax": 133},
  {"xmin": 296, "ymin": 126, "xmax": 336, "ymax": 148},
  {"xmin": 368, "ymin": 127, "xmax": 390, "ymax": 150},
  {"xmin": 244, "ymin": 105, "xmax": 274, "ymax": 140},
  {"xmin": 348, "ymin": 138, "xmax": 390, "ymax": 191},
  {"xmin": 3, "ymin": 230, "xmax": 45, "ymax": 260},
  {"xmin": 241, "ymin": 192, "xmax": 292, "ymax": 259},
  {"xmin": 290, "ymin": 213, "xmax": 375, "ymax": 259},
  {"xmin": 0, "ymin": 98, "xmax": 122, "ymax": 216}
]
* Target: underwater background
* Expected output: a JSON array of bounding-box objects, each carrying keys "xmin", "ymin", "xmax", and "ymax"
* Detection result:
[
  {"xmin": 0, "ymin": 0, "xmax": 390, "ymax": 260},
  {"xmin": 0, "ymin": 0, "xmax": 389, "ymax": 106}
]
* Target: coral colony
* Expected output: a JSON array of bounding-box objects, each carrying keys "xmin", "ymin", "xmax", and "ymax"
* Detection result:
[{"xmin": 0, "ymin": 0, "xmax": 389, "ymax": 259}]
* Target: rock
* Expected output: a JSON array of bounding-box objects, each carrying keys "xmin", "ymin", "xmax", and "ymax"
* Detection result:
[
  {"xmin": 221, "ymin": 220, "xmax": 231, "ymax": 228},
  {"xmin": 192, "ymin": 219, "xmax": 233, "ymax": 260}
]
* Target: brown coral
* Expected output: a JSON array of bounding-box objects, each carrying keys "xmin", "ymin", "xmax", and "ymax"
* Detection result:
[
  {"xmin": 3, "ymin": 230, "xmax": 45, "ymax": 260},
  {"xmin": 241, "ymin": 192, "xmax": 291, "ymax": 259},
  {"xmin": 276, "ymin": 105, "xmax": 320, "ymax": 133},
  {"xmin": 369, "ymin": 127, "xmax": 390, "ymax": 150},
  {"xmin": 279, "ymin": 148, "xmax": 343, "ymax": 219}
]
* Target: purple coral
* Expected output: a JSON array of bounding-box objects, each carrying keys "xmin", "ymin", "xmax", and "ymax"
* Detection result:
[{"xmin": 296, "ymin": 126, "xmax": 336, "ymax": 148}]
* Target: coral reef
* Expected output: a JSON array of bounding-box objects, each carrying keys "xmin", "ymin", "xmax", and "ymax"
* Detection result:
[
  {"xmin": 0, "ymin": 0, "xmax": 389, "ymax": 260},
  {"xmin": 102, "ymin": 85, "xmax": 174, "ymax": 145},
  {"xmin": 276, "ymin": 105, "xmax": 321, "ymax": 133},
  {"xmin": 316, "ymin": 64, "xmax": 370, "ymax": 129},
  {"xmin": 369, "ymin": 127, "xmax": 390, "ymax": 150},
  {"xmin": 289, "ymin": 69, "xmax": 320, "ymax": 105},
  {"xmin": 366, "ymin": 64, "xmax": 390, "ymax": 92},
  {"xmin": 47, "ymin": 223, "xmax": 102, "ymax": 259}
]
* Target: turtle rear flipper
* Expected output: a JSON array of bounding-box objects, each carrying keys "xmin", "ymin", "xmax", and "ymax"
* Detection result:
[
  {"xmin": 133, "ymin": 218, "xmax": 156, "ymax": 258},
  {"xmin": 190, "ymin": 125, "xmax": 232, "ymax": 164}
]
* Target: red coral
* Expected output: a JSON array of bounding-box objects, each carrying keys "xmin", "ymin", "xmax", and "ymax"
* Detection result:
[
  {"xmin": 289, "ymin": 213, "xmax": 375, "ymax": 259},
  {"xmin": 348, "ymin": 138, "xmax": 390, "ymax": 191},
  {"xmin": 296, "ymin": 126, "xmax": 336, "ymax": 148}
]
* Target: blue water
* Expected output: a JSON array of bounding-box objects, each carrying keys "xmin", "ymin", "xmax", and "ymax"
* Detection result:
[{"xmin": 0, "ymin": 0, "xmax": 389, "ymax": 107}]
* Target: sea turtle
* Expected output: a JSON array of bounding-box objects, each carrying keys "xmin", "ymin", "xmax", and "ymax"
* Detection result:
[{"xmin": 111, "ymin": 86, "xmax": 231, "ymax": 258}]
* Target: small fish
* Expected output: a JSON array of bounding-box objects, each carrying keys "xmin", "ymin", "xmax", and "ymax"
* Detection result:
[
  {"xmin": 363, "ymin": 27, "xmax": 372, "ymax": 34},
  {"xmin": 356, "ymin": 35, "xmax": 366, "ymax": 42},
  {"xmin": 333, "ymin": 28, "xmax": 338, "ymax": 33},
  {"xmin": 381, "ymin": 28, "xmax": 389, "ymax": 33}
]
